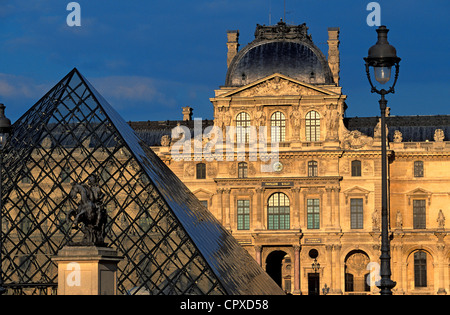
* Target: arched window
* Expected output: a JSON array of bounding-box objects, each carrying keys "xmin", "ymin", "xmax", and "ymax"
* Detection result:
[
  {"xmin": 414, "ymin": 251, "xmax": 427, "ymax": 287},
  {"xmin": 271, "ymin": 112, "xmax": 286, "ymax": 142},
  {"xmin": 351, "ymin": 160, "xmax": 362, "ymax": 177},
  {"xmin": 236, "ymin": 112, "xmax": 251, "ymax": 144},
  {"xmin": 308, "ymin": 161, "xmax": 318, "ymax": 177},
  {"xmin": 267, "ymin": 193, "xmax": 290, "ymax": 230},
  {"xmin": 238, "ymin": 162, "xmax": 248, "ymax": 179},
  {"xmin": 305, "ymin": 111, "xmax": 320, "ymax": 142},
  {"xmin": 196, "ymin": 163, "xmax": 206, "ymax": 179}
]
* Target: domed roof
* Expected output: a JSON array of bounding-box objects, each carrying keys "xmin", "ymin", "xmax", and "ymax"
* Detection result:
[{"xmin": 225, "ymin": 22, "xmax": 334, "ymax": 87}]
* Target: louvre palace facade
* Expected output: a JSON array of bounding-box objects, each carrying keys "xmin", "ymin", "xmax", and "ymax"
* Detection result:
[{"xmin": 130, "ymin": 22, "xmax": 450, "ymax": 295}]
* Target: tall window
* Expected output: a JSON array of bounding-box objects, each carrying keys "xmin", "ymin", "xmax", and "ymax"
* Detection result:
[
  {"xmin": 308, "ymin": 161, "xmax": 318, "ymax": 177},
  {"xmin": 307, "ymin": 199, "xmax": 320, "ymax": 229},
  {"xmin": 196, "ymin": 163, "xmax": 206, "ymax": 179},
  {"xmin": 268, "ymin": 193, "xmax": 290, "ymax": 230},
  {"xmin": 238, "ymin": 162, "xmax": 248, "ymax": 179},
  {"xmin": 414, "ymin": 251, "xmax": 427, "ymax": 288},
  {"xmin": 237, "ymin": 200, "xmax": 250, "ymax": 230},
  {"xmin": 271, "ymin": 111, "xmax": 286, "ymax": 142},
  {"xmin": 414, "ymin": 161, "xmax": 424, "ymax": 177},
  {"xmin": 413, "ymin": 199, "xmax": 426, "ymax": 229},
  {"xmin": 351, "ymin": 160, "xmax": 362, "ymax": 177},
  {"xmin": 236, "ymin": 112, "xmax": 251, "ymax": 144},
  {"xmin": 350, "ymin": 198, "xmax": 364, "ymax": 229},
  {"xmin": 305, "ymin": 111, "xmax": 320, "ymax": 142}
]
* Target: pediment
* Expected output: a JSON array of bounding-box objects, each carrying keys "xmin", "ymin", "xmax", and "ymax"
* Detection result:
[
  {"xmin": 343, "ymin": 186, "xmax": 371, "ymax": 204},
  {"xmin": 219, "ymin": 73, "xmax": 337, "ymax": 98}
]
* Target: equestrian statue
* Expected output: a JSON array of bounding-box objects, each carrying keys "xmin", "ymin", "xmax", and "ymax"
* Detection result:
[{"xmin": 68, "ymin": 174, "xmax": 107, "ymax": 246}]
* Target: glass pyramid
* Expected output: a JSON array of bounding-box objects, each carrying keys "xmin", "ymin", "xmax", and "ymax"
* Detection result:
[{"xmin": 1, "ymin": 68, "xmax": 284, "ymax": 295}]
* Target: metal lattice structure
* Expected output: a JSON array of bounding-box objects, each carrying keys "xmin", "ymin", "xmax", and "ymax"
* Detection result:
[{"xmin": 1, "ymin": 69, "xmax": 284, "ymax": 295}]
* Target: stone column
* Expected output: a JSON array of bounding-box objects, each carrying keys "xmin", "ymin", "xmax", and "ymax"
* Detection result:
[
  {"xmin": 333, "ymin": 244, "xmax": 343, "ymax": 294},
  {"xmin": 216, "ymin": 188, "xmax": 224, "ymax": 225},
  {"xmin": 254, "ymin": 245, "xmax": 262, "ymax": 266},
  {"xmin": 293, "ymin": 245, "xmax": 301, "ymax": 295},
  {"xmin": 255, "ymin": 187, "xmax": 264, "ymax": 229},
  {"xmin": 437, "ymin": 242, "xmax": 447, "ymax": 295},
  {"xmin": 223, "ymin": 188, "xmax": 231, "ymax": 229},
  {"xmin": 53, "ymin": 246, "xmax": 123, "ymax": 295},
  {"xmin": 291, "ymin": 188, "xmax": 301, "ymax": 229}
]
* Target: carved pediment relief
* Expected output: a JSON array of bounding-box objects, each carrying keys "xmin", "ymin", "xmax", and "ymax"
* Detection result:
[
  {"xmin": 221, "ymin": 74, "xmax": 335, "ymax": 98},
  {"xmin": 343, "ymin": 186, "xmax": 371, "ymax": 204},
  {"xmin": 406, "ymin": 188, "xmax": 432, "ymax": 205}
]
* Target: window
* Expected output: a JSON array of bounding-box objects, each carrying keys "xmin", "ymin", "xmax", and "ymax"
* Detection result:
[
  {"xmin": 268, "ymin": 193, "xmax": 290, "ymax": 230},
  {"xmin": 351, "ymin": 160, "xmax": 362, "ymax": 177},
  {"xmin": 271, "ymin": 112, "xmax": 286, "ymax": 142},
  {"xmin": 236, "ymin": 112, "xmax": 251, "ymax": 144},
  {"xmin": 237, "ymin": 200, "xmax": 250, "ymax": 230},
  {"xmin": 414, "ymin": 161, "xmax": 424, "ymax": 177},
  {"xmin": 413, "ymin": 199, "xmax": 426, "ymax": 229},
  {"xmin": 238, "ymin": 162, "xmax": 248, "ymax": 179},
  {"xmin": 308, "ymin": 161, "xmax": 318, "ymax": 177},
  {"xmin": 200, "ymin": 200, "xmax": 208, "ymax": 210},
  {"xmin": 307, "ymin": 199, "xmax": 320, "ymax": 229},
  {"xmin": 350, "ymin": 198, "xmax": 364, "ymax": 229},
  {"xmin": 196, "ymin": 163, "xmax": 206, "ymax": 179},
  {"xmin": 414, "ymin": 251, "xmax": 427, "ymax": 288},
  {"xmin": 306, "ymin": 111, "xmax": 320, "ymax": 142}
]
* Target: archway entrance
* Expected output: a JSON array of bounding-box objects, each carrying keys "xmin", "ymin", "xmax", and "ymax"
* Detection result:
[{"xmin": 266, "ymin": 250, "xmax": 290, "ymax": 291}]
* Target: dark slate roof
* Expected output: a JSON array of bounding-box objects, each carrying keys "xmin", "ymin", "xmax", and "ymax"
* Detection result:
[
  {"xmin": 225, "ymin": 21, "xmax": 334, "ymax": 87},
  {"xmin": 131, "ymin": 115, "xmax": 450, "ymax": 146},
  {"xmin": 344, "ymin": 115, "xmax": 450, "ymax": 142},
  {"xmin": 128, "ymin": 119, "xmax": 214, "ymax": 146}
]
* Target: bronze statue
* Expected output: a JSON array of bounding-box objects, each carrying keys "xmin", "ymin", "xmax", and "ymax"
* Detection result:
[{"xmin": 68, "ymin": 174, "xmax": 107, "ymax": 246}]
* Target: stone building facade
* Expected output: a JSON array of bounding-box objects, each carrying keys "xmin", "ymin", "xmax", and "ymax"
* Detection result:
[{"xmin": 131, "ymin": 22, "xmax": 450, "ymax": 295}]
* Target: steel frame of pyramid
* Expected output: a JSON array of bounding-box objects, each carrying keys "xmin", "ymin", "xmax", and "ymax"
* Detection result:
[{"xmin": 0, "ymin": 69, "xmax": 284, "ymax": 295}]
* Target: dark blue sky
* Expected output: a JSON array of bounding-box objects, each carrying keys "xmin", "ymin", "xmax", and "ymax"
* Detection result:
[{"xmin": 0, "ymin": 0, "xmax": 449, "ymax": 123}]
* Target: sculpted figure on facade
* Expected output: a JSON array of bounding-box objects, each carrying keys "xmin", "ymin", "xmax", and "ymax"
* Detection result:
[
  {"xmin": 437, "ymin": 209, "xmax": 446, "ymax": 229},
  {"xmin": 396, "ymin": 210, "xmax": 403, "ymax": 230},
  {"xmin": 290, "ymin": 105, "xmax": 302, "ymax": 137},
  {"xmin": 342, "ymin": 129, "xmax": 374, "ymax": 149},
  {"xmin": 325, "ymin": 105, "xmax": 340, "ymax": 140},
  {"xmin": 254, "ymin": 105, "xmax": 266, "ymax": 127},
  {"xmin": 393, "ymin": 130, "xmax": 403, "ymax": 143},
  {"xmin": 434, "ymin": 129, "xmax": 445, "ymax": 142}
]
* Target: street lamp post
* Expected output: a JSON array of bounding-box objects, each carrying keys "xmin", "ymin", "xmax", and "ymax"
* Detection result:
[
  {"xmin": 0, "ymin": 103, "xmax": 11, "ymax": 295},
  {"xmin": 364, "ymin": 26, "xmax": 401, "ymax": 295}
]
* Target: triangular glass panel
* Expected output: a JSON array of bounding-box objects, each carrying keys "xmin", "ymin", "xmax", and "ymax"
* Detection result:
[{"xmin": 1, "ymin": 68, "xmax": 284, "ymax": 295}]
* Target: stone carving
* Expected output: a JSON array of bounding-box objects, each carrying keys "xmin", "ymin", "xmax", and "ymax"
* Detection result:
[
  {"xmin": 374, "ymin": 118, "xmax": 389, "ymax": 139},
  {"xmin": 393, "ymin": 130, "xmax": 403, "ymax": 143},
  {"xmin": 254, "ymin": 21, "xmax": 312, "ymax": 42},
  {"xmin": 253, "ymin": 105, "xmax": 266, "ymax": 127},
  {"xmin": 237, "ymin": 77, "xmax": 323, "ymax": 97},
  {"xmin": 434, "ymin": 129, "xmax": 445, "ymax": 142},
  {"xmin": 161, "ymin": 135, "xmax": 171, "ymax": 147},
  {"xmin": 437, "ymin": 209, "xmax": 446, "ymax": 229},
  {"xmin": 184, "ymin": 163, "xmax": 195, "ymax": 177},
  {"xmin": 396, "ymin": 210, "xmax": 403, "ymax": 230},
  {"xmin": 372, "ymin": 209, "xmax": 380, "ymax": 230},
  {"xmin": 342, "ymin": 130, "xmax": 374, "ymax": 149},
  {"xmin": 290, "ymin": 105, "xmax": 301, "ymax": 136},
  {"xmin": 68, "ymin": 174, "xmax": 107, "ymax": 246},
  {"xmin": 325, "ymin": 106, "xmax": 340, "ymax": 140}
]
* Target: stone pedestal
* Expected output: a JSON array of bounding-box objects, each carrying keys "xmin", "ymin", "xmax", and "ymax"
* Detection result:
[{"xmin": 53, "ymin": 246, "xmax": 122, "ymax": 295}]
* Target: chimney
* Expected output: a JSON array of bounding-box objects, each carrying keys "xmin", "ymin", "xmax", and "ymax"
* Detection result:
[
  {"xmin": 182, "ymin": 106, "xmax": 193, "ymax": 121},
  {"xmin": 327, "ymin": 27, "xmax": 340, "ymax": 85},
  {"xmin": 227, "ymin": 30, "xmax": 239, "ymax": 68}
]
